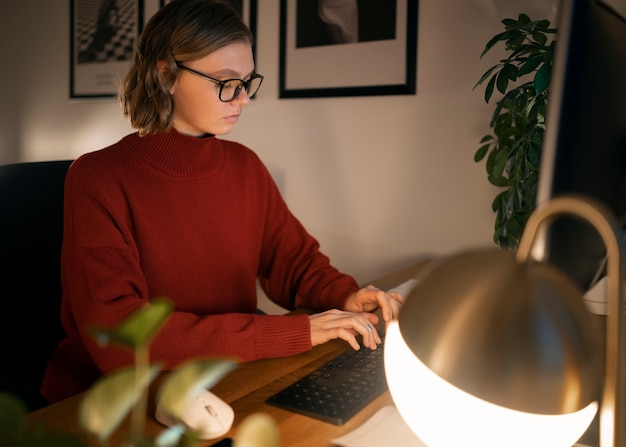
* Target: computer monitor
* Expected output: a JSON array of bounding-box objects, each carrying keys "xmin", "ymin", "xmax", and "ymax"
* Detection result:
[{"xmin": 535, "ymin": 0, "xmax": 626, "ymax": 292}]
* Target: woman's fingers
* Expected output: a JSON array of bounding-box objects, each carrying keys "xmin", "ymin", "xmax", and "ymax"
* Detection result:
[{"xmin": 309, "ymin": 309, "xmax": 381, "ymax": 350}]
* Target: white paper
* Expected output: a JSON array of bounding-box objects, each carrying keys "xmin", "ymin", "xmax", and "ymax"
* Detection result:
[
  {"xmin": 331, "ymin": 405, "xmax": 427, "ymax": 447},
  {"xmin": 332, "ymin": 405, "xmax": 595, "ymax": 447}
]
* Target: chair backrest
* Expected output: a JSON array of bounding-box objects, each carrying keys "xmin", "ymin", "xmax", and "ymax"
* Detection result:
[{"xmin": 0, "ymin": 160, "xmax": 73, "ymax": 411}]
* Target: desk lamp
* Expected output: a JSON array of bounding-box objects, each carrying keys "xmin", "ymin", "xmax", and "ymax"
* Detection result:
[{"xmin": 385, "ymin": 195, "xmax": 625, "ymax": 447}]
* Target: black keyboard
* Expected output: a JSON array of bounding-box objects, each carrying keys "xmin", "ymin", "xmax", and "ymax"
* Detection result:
[{"xmin": 266, "ymin": 339, "xmax": 387, "ymax": 425}]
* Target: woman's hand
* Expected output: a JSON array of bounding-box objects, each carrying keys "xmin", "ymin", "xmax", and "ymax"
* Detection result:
[
  {"xmin": 344, "ymin": 285, "xmax": 405, "ymax": 323},
  {"xmin": 309, "ymin": 309, "xmax": 381, "ymax": 350}
]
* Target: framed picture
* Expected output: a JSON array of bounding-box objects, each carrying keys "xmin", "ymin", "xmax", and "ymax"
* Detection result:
[
  {"xmin": 160, "ymin": 0, "xmax": 258, "ymax": 57},
  {"xmin": 279, "ymin": 0, "xmax": 418, "ymax": 98},
  {"xmin": 70, "ymin": 0, "xmax": 144, "ymax": 99}
]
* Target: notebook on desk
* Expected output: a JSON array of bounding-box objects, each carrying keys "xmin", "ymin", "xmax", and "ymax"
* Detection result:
[
  {"xmin": 331, "ymin": 405, "xmax": 425, "ymax": 447},
  {"xmin": 331, "ymin": 405, "xmax": 597, "ymax": 447}
]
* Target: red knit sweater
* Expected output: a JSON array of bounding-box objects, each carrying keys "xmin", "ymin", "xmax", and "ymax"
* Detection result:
[{"xmin": 41, "ymin": 129, "xmax": 359, "ymax": 403}]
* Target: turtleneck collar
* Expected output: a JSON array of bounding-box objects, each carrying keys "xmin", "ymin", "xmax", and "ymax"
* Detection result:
[{"xmin": 120, "ymin": 128, "xmax": 226, "ymax": 177}]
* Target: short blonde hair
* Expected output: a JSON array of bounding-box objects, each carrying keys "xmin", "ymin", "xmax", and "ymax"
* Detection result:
[{"xmin": 120, "ymin": 0, "xmax": 253, "ymax": 136}]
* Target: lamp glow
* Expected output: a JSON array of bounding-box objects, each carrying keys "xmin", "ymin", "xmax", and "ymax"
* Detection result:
[
  {"xmin": 384, "ymin": 196, "xmax": 625, "ymax": 447},
  {"xmin": 385, "ymin": 321, "xmax": 597, "ymax": 447}
]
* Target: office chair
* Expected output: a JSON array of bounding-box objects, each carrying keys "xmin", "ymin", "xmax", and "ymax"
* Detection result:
[{"xmin": 0, "ymin": 160, "xmax": 73, "ymax": 411}]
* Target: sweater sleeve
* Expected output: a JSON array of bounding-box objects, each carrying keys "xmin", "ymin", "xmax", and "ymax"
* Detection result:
[{"xmin": 255, "ymin": 162, "xmax": 360, "ymax": 312}]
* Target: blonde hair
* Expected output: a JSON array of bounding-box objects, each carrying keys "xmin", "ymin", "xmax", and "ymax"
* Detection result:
[{"xmin": 119, "ymin": 0, "xmax": 253, "ymax": 136}]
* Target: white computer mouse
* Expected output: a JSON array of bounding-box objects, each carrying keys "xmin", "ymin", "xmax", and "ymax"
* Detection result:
[{"xmin": 155, "ymin": 389, "xmax": 235, "ymax": 440}]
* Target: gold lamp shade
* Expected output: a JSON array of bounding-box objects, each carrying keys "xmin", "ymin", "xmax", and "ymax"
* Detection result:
[
  {"xmin": 396, "ymin": 247, "xmax": 600, "ymax": 415},
  {"xmin": 385, "ymin": 196, "xmax": 626, "ymax": 447}
]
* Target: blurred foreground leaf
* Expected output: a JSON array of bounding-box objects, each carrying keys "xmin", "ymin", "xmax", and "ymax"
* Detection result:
[
  {"xmin": 157, "ymin": 358, "xmax": 238, "ymax": 422},
  {"xmin": 0, "ymin": 392, "xmax": 87, "ymax": 446},
  {"xmin": 234, "ymin": 413, "xmax": 280, "ymax": 447},
  {"xmin": 0, "ymin": 393, "xmax": 26, "ymax": 434},
  {"xmin": 90, "ymin": 297, "xmax": 173, "ymax": 349},
  {"xmin": 79, "ymin": 365, "xmax": 160, "ymax": 441}
]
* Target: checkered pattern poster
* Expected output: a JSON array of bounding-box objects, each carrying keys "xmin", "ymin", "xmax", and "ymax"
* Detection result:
[{"xmin": 70, "ymin": 0, "xmax": 143, "ymax": 98}]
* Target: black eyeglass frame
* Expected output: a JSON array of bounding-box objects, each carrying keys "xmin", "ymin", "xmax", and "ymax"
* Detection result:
[{"xmin": 175, "ymin": 63, "xmax": 264, "ymax": 102}]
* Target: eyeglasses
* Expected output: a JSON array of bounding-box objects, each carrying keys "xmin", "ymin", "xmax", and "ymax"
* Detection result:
[{"xmin": 175, "ymin": 63, "xmax": 264, "ymax": 102}]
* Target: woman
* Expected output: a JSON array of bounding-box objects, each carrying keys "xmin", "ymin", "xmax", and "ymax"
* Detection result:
[{"xmin": 41, "ymin": 0, "xmax": 404, "ymax": 404}]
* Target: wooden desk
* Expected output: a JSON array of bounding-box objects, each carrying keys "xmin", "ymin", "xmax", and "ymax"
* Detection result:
[{"xmin": 27, "ymin": 259, "xmax": 431, "ymax": 447}]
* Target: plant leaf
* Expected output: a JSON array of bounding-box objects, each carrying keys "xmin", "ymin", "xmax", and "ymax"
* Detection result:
[
  {"xmin": 518, "ymin": 54, "xmax": 543, "ymax": 76},
  {"xmin": 474, "ymin": 143, "xmax": 490, "ymax": 162},
  {"xmin": 234, "ymin": 413, "xmax": 280, "ymax": 447},
  {"xmin": 496, "ymin": 71, "xmax": 510, "ymax": 94},
  {"xmin": 501, "ymin": 63, "xmax": 518, "ymax": 82},
  {"xmin": 154, "ymin": 424, "xmax": 187, "ymax": 447},
  {"xmin": 534, "ymin": 62, "xmax": 552, "ymax": 95},
  {"xmin": 0, "ymin": 392, "xmax": 27, "ymax": 434},
  {"xmin": 484, "ymin": 74, "xmax": 497, "ymax": 103},
  {"xmin": 156, "ymin": 358, "xmax": 238, "ymax": 423},
  {"xmin": 90, "ymin": 297, "xmax": 173, "ymax": 349},
  {"xmin": 79, "ymin": 365, "xmax": 160, "ymax": 441},
  {"xmin": 473, "ymin": 65, "xmax": 499, "ymax": 90},
  {"xmin": 532, "ymin": 31, "xmax": 548, "ymax": 45},
  {"xmin": 481, "ymin": 31, "xmax": 508, "ymax": 57}
]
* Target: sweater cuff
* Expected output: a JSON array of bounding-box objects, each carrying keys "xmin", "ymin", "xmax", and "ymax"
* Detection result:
[
  {"xmin": 319, "ymin": 278, "xmax": 360, "ymax": 310},
  {"xmin": 255, "ymin": 314, "xmax": 312, "ymax": 359}
]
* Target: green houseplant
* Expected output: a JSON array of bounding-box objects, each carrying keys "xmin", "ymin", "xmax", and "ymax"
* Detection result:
[
  {"xmin": 1, "ymin": 298, "xmax": 279, "ymax": 447},
  {"xmin": 474, "ymin": 14, "xmax": 557, "ymax": 249}
]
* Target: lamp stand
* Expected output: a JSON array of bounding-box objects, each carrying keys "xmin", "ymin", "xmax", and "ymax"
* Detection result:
[{"xmin": 517, "ymin": 196, "xmax": 626, "ymax": 447}]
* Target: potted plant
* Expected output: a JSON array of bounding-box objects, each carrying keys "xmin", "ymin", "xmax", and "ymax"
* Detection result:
[
  {"xmin": 1, "ymin": 298, "xmax": 279, "ymax": 447},
  {"xmin": 473, "ymin": 14, "xmax": 557, "ymax": 249}
]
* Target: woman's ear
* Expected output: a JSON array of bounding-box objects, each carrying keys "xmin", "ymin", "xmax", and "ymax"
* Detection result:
[{"xmin": 157, "ymin": 60, "xmax": 175, "ymax": 95}]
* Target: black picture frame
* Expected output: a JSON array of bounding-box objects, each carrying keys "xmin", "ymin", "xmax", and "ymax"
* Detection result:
[
  {"xmin": 70, "ymin": 0, "xmax": 144, "ymax": 99},
  {"xmin": 279, "ymin": 0, "xmax": 418, "ymax": 98},
  {"xmin": 159, "ymin": 0, "xmax": 258, "ymax": 59}
]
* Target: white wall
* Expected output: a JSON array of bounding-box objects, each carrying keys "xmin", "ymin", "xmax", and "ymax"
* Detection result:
[{"xmin": 1, "ymin": 0, "xmax": 527, "ymax": 288}]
